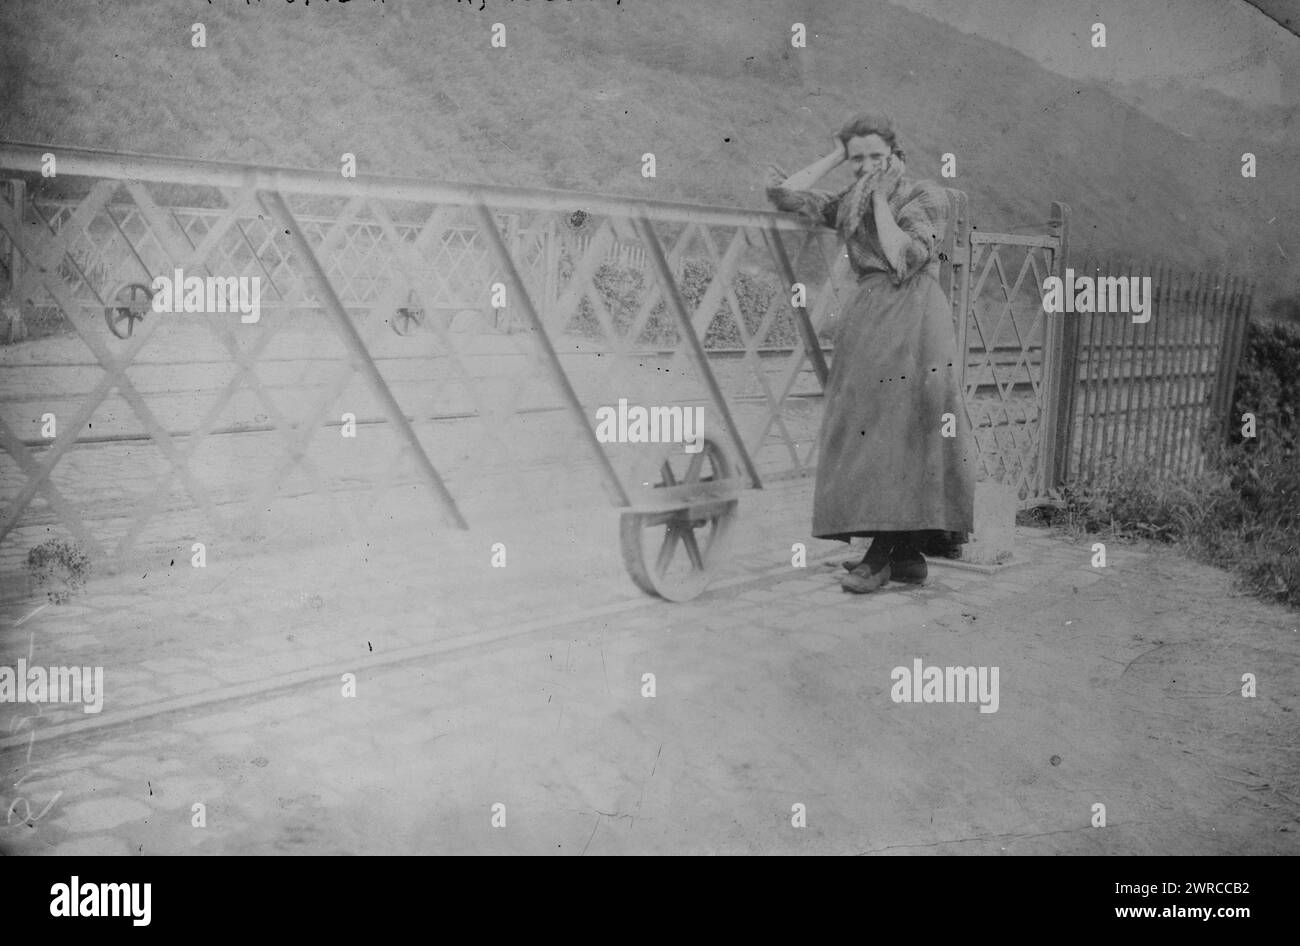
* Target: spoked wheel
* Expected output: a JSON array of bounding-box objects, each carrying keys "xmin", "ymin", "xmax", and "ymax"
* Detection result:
[
  {"xmin": 619, "ymin": 437, "xmax": 740, "ymax": 602},
  {"xmin": 104, "ymin": 283, "xmax": 153, "ymax": 339},
  {"xmin": 391, "ymin": 302, "xmax": 424, "ymax": 336}
]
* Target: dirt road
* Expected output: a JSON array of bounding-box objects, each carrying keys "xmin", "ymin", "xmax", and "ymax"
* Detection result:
[{"xmin": 1, "ymin": 480, "xmax": 1295, "ymax": 855}]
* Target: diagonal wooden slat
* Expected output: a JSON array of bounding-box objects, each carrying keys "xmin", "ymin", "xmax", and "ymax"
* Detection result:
[
  {"xmin": 605, "ymin": 215, "xmax": 698, "ymax": 348},
  {"xmin": 39, "ymin": 180, "xmax": 121, "ymax": 283},
  {"xmin": 628, "ymin": 220, "xmax": 791, "ymax": 472},
  {"xmin": 763, "ymin": 224, "xmax": 830, "ymax": 389},
  {"xmin": 20, "ymin": 199, "xmax": 112, "ymax": 308},
  {"xmin": 260, "ymin": 189, "xmax": 468, "ymax": 529},
  {"xmin": 233, "ymin": 231, "xmax": 431, "ymax": 532},
  {"xmin": 102, "ymin": 204, "xmax": 160, "ymax": 285},
  {"xmin": 471, "ymin": 197, "xmax": 631, "ymax": 506},
  {"xmin": 765, "ymin": 239, "xmax": 847, "ymax": 412},
  {"xmin": 0, "ymin": 416, "xmax": 105, "ymax": 555},
  {"xmin": 562, "ymin": 214, "xmax": 688, "ymax": 412},
  {"xmin": 367, "ymin": 199, "xmax": 527, "ymax": 461},
  {"xmin": 550, "ymin": 220, "xmax": 618, "ymax": 339},
  {"xmin": 632, "ymin": 211, "xmax": 760, "ymax": 489},
  {"xmin": 697, "ymin": 226, "xmax": 802, "ymax": 471},
  {"xmin": 0, "ymin": 196, "xmax": 221, "ymax": 541},
  {"xmin": 111, "ymin": 188, "xmax": 361, "ymax": 552},
  {"xmin": 275, "ymin": 195, "xmax": 371, "ymax": 306}
]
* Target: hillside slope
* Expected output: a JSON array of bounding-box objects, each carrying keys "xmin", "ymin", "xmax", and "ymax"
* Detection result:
[{"xmin": 1, "ymin": 0, "xmax": 1295, "ymax": 305}]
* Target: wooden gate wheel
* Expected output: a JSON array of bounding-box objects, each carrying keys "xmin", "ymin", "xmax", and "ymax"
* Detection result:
[
  {"xmin": 104, "ymin": 283, "xmax": 154, "ymax": 339},
  {"xmin": 391, "ymin": 306, "xmax": 424, "ymax": 336},
  {"xmin": 619, "ymin": 437, "xmax": 739, "ymax": 602}
]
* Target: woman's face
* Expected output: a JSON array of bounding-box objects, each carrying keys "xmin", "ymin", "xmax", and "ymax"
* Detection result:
[{"xmin": 846, "ymin": 133, "xmax": 891, "ymax": 178}]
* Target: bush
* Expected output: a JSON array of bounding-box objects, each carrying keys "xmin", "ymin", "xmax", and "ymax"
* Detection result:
[
  {"xmin": 26, "ymin": 538, "xmax": 92, "ymax": 604},
  {"xmin": 559, "ymin": 254, "xmax": 798, "ymax": 350},
  {"xmin": 1264, "ymin": 292, "xmax": 1300, "ymax": 326},
  {"xmin": 565, "ymin": 261, "xmax": 677, "ymax": 347},
  {"xmin": 1229, "ymin": 318, "xmax": 1300, "ymax": 453},
  {"xmin": 1, "ymin": 279, "xmax": 76, "ymax": 346}
]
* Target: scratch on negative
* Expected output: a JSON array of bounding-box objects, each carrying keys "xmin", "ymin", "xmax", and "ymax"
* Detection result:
[
  {"xmin": 600, "ymin": 632, "xmax": 609, "ymax": 693},
  {"xmin": 635, "ymin": 743, "xmax": 664, "ymax": 819},
  {"xmin": 15, "ymin": 604, "xmax": 47, "ymax": 626},
  {"xmin": 1119, "ymin": 643, "xmax": 1169, "ymax": 678},
  {"xmin": 581, "ymin": 817, "xmax": 599, "ymax": 856}
]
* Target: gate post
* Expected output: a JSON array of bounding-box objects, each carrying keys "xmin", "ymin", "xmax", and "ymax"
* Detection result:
[
  {"xmin": 2, "ymin": 179, "xmax": 26, "ymax": 343},
  {"xmin": 1038, "ymin": 200, "xmax": 1074, "ymax": 494},
  {"xmin": 944, "ymin": 188, "xmax": 971, "ymax": 391},
  {"xmin": 544, "ymin": 215, "xmax": 558, "ymax": 329},
  {"xmin": 1212, "ymin": 277, "xmax": 1253, "ymax": 444},
  {"xmin": 3, "ymin": 179, "xmax": 22, "ymax": 286}
]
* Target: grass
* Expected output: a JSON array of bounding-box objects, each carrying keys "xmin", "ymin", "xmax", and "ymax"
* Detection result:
[
  {"xmin": 0, "ymin": 0, "xmax": 1295, "ymax": 308},
  {"xmin": 1030, "ymin": 434, "xmax": 1300, "ymax": 609}
]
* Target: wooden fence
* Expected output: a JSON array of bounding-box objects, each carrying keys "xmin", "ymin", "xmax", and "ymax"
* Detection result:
[
  {"xmin": 1052, "ymin": 256, "xmax": 1254, "ymax": 486},
  {"xmin": 568, "ymin": 232, "xmax": 650, "ymax": 273}
]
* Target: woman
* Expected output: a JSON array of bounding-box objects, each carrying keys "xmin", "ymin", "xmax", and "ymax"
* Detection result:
[{"xmin": 766, "ymin": 112, "xmax": 974, "ymax": 593}]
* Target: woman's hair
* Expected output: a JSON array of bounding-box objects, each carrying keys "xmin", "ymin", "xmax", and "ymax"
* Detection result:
[{"xmin": 838, "ymin": 112, "xmax": 905, "ymax": 161}]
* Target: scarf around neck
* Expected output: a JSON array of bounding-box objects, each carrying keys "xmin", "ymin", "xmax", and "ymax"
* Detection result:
[{"xmin": 836, "ymin": 157, "xmax": 909, "ymax": 238}]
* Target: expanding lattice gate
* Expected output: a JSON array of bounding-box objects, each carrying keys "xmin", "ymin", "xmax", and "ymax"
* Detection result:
[{"xmin": 0, "ymin": 143, "xmax": 1078, "ymax": 599}]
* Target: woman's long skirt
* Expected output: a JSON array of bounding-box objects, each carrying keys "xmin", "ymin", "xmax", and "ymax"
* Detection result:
[{"xmin": 812, "ymin": 268, "xmax": 976, "ymax": 541}]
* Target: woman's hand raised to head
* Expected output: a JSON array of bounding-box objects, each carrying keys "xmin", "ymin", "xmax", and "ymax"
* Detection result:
[{"xmin": 829, "ymin": 135, "xmax": 847, "ymax": 163}]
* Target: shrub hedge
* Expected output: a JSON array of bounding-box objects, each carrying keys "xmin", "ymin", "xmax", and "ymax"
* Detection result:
[
  {"xmin": 1229, "ymin": 317, "xmax": 1300, "ymax": 452},
  {"xmin": 561, "ymin": 256, "xmax": 801, "ymax": 350}
]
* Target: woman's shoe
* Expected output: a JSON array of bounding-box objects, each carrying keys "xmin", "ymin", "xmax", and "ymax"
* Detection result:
[
  {"xmin": 843, "ymin": 554, "xmax": 927, "ymax": 583},
  {"xmin": 889, "ymin": 547, "xmax": 928, "ymax": 585},
  {"xmin": 842, "ymin": 561, "xmax": 890, "ymax": 594}
]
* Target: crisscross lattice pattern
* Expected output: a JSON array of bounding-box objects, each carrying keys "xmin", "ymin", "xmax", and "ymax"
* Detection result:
[
  {"xmin": 958, "ymin": 237, "xmax": 1059, "ymax": 500},
  {"xmin": 1, "ymin": 145, "xmax": 1088, "ymax": 570},
  {"xmin": 0, "ymin": 147, "xmax": 846, "ymax": 567}
]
